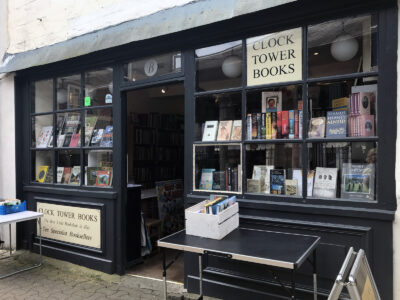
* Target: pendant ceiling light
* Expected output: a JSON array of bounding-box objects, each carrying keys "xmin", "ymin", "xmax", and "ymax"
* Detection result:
[
  {"xmin": 221, "ymin": 55, "xmax": 242, "ymax": 78},
  {"xmin": 330, "ymin": 21, "xmax": 359, "ymax": 62},
  {"xmin": 57, "ymin": 79, "xmax": 67, "ymax": 104}
]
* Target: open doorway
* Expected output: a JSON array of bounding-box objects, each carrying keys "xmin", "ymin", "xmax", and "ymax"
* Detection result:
[{"xmin": 126, "ymin": 83, "xmax": 185, "ymax": 283}]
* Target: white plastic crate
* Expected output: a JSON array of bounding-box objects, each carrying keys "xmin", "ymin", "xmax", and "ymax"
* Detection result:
[{"xmin": 185, "ymin": 200, "xmax": 239, "ymax": 240}]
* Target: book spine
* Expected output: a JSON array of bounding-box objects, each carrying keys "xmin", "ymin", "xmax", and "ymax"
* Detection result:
[
  {"xmin": 266, "ymin": 113, "xmax": 272, "ymax": 139},
  {"xmin": 271, "ymin": 112, "xmax": 277, "ymax": 139},
  {"xmin": 281, "ymin": 111, "xmax": 289, "ymax": 138},
  {"xmin": 277, "ymin": 111, "xmax": 282, "ymax": 139},
  {"xmin": 256, "ymin": 113, "xmax": 261, "ymax": 139},
  {"xmin": 261, "ymin": 113, "xmax": 266, "ymax": 139},
  {"xmin": 252, "ymin": 113, "xmax": 257, "ymax": 139},
  {"xmin": 247, "ymin": 114, "xmax": 252, "ymax": 140},
  {"xmin": 289, "ymin": 110, "xmax": 295, "ymax": 139},
  {"xmin": 294, "ymin": 110, "xmax": 299, "ymax": 139},
  {"xmin": 299, "ymin": 110, "xmax": 303, "ymax": 139},
  {"xmin": 227, "ymin": 167, "xmax": 232, "ymax": 191}
]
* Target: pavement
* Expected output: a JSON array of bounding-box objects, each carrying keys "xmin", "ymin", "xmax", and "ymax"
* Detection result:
[{"xmin": 0, "ymin": 250, "xmax": 219, "ymax": 300}]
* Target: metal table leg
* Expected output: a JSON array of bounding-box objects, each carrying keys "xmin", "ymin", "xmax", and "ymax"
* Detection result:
[
  {"xmin": 199, "ymin": 254, "xmax": 204, "ymax": 300},
  {"xmin": 9, "ymin": 224, "xmax": 12, "ymax": 257},
  {"xmin": 163, "ymin": 249, "xmax": 167, "ymax": 300},
  {"xmin": 313, "ymin": 249, "xmax": 317, "ymax": 300},
  {"xmin": 291, "ymin": 269, "xmax": 296, "ymax": 300}
]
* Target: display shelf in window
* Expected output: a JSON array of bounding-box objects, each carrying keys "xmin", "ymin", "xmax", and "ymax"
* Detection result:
[
  {"xmin": 246, "ymin": 85, "xmax": 303, "ymax": 141},
  {"xmin": 308, "ymin": 80, "xmax": 377, "ymax": 139},
  {"xmin": 56, "ymin": 150, "xmax": 81, "ymax": 185},
  {"xmin": 56, "ymin": 74, "xmax": 81, "ymax": 110},
  {"xmin": 85, "ymin": 150, "xmax": 113, "ymax": 187},
  {"xmin": 32, "ymin": 151, "xmax": 53, "ymax": 184},
  {"xmin": 55, "ymin": 112, "xmax": 81, "ymax": 148},
  {"xmin": 84, "ymin": 108, "xmax": 113, "ymax": 147},
  {"xmin": 194, "ymin": 144, "xmax": 242, "ymax": 194},
  {"xmin": 307, "ymin": 142, "xmax": 376, "ymax": 201},
  {"xmin": 32, "ymin": 114, "xmax": 54, "ymax": 148},
  {"xmin": 245, "ymin": 143, "xmax": 302, "ymax": 196}
]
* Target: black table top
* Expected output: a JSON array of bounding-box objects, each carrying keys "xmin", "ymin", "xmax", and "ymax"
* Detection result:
[{"xmin": 158, "ymin": 228, "xmax": 320, "ymax": 269}]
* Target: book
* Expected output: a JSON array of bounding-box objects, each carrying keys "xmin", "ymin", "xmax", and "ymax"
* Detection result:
[
  {"xmin": 359, "ymin": 92, "xmax": 373, "ymax": 115},
  {"xmin": 308, "ymin": 117, "xmax": 326, "ymax": 138},
  {"xmin": 69, "ymin": 133, "xmax": 81, "ymax": 147},
  {"xmin": 95, "ymin": 170, "xmax": 112, "ymax": 186},
  {"xmin": 252, "ymin": 165, "xmax": 267, "ymax": 192},
  {"xmin": 230, "ymin": 120, "xmax": 242, "ymax": 141},
  {"xmin": 212, "ymin": 171, "xmax": 226, "ymax": 191},
  {"xmin": 252, "ymin": 113, "xmax": 258, "ymax": 139},
  {"xmin": 294, "ymin": 110, "xmax": 299, "ymax": 138},
  {"xmin": 326, "ymin": 111, "xmax": 347, "ymax": 138},
  {"xmin": 202, "ymin": 121, "xmax": 218, "ymax": 141},
  {"xmin": 288, "ymin": 110, "xmax": 295, "ymax": 139},
  {"xmin": 44, "ymin": 167, "xmax": 53, "ymax": 183},
  {"xmin": 270, "ymin": 169, "xmax": 285, "ymax": 194},
  {"xmin": 265, "ymin": 113, "xmax": 272, "ymax": 139},
  {"xmin": 256, "ymin": 113, "xmax": 262, "ymax": 139},
  {"xmin": 341, "ymin": 163, "xmax": 375, "ymax": 201},
  {"xmin": 307, "ymin": 170, "xmax": 315, "ymax": 197},
  {"xmin": 36, "ymin": 126, "xmax": 53, "ymax": 148},
  {"xmin": 332, "ymin": 97, "xmax": 349, "ymax": 111},
  {"xmin": 90, "ymin": 129, "xmax": 104, "ymax": 146},
  {"xmin": 217, "ymin": 120, "xmax": 233, "ymax": 141},
  {"xmin": 84, "ymin": 116, "xmax": 98, "ymax": 146},
  {"xmin": 68, "ymin": 166, "xmax": 81, "ymax": 185},
  {"xmin": 277, "ymin": 111, "xmax": 282, "ymax": 139},
  {"xmin": 226, "ymin": 167, "xmax": 232, "ymax": 191},
  {"xmin": 281, "ymin": 111, "xmax": 289, "ymax": 138},
  {"xmin": 292, "ymin": 169, "xmax": 302, "ymax": 196},
  {"xmin": 57, "ymin": 134, "xmax": 66, "ymax": 148},
  {"xmin": 247, "ymin": 179, "xmax": 261, "ymax": 193},
  {"xmin": 285, "ymin": 179, "xmax": 298, "ymax": 195},
  {"xmin": 86, "ymin": 167, "xmax": 98, "ymax": 186},
  {"xmin": 359, "ymin": 115, "xmax": 375, "ymax": 136},
  {"xmin": 63, "ymin": 114, "xmax": 80, "ymax": 147},
  {"xmin": 261, "ymin": 113, "xmax": 266, "ymax": 139},
  {"xmin": 271, "ymin": 112, "xmax": 277, "ymax": 139},
  {"xmin": 56, "ymin": 167, "xmax": 64, "ymax": 183},
  {"xmin": 37, "ymin": 166, "xmax": 49, "ymax": 183},
  {"xmin": 298, "ymin": 100, "xmax": 303, "ymax": 110},
  {"xmin": 199, "ymin": 168, "xmax": 215, "ymax": 190},
  {"xmin": 246, "ymin": 114, "xmax": 252, "ymax": 140},
  {"xmin": 100, "ymin": 125, "xmax": 113, "ymax": 147},
  {"xmin": 262, "ymin": 91, "xmax": 282, "ymax": 112},
  {"xmin": 212, "ymin": 196, "xmax": 237, "ymax": 215},
  {"xmin": 61, "ymin": 167, "xmax": 72, "ymax": 184},
  {"xmin": 312, "ymin": 167, "xmax": 338, "ymax": 198}
]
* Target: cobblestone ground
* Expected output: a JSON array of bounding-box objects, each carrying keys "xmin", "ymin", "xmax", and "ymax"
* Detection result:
[{"xmin": 0, "ymin": 250, "xmax": 218, "ymax": 300}]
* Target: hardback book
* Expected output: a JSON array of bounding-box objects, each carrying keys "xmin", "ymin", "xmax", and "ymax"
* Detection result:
[
  {"xmin": 261, "ymin": 113, "xmax": 266, "ymax": 139},
  {"xmin": 262, "ymin": 91, "xmax": 282, "ymax": 113},
  {"xmin": 277, "ymin": 111, "xmax": 282, "ymax": 139},
  {"xmin": 230, "ymin": 120, "xmax": 242, "ymax": 141},
  {"xmin": 69, "ymin": 133, "xmax": 81, "ymax": 147},
  {"xmin": 326, "ymin": 111, "xmax": 347, "ymax": 138},
  {"xmin": 252, "ymin": 165, "xmax": 267, "ymax": 192},
  {"xmin": 256, "ymin": 113, "xmax": 262, "ymax": 139},
  {"xmin": 341, "ymin": 163, "xmax": 375, "ymax": 201},
  {"xmin": 246, "ymin": 114, "xmax": 252, "ymax": 140},
  {"xmin": 358, "ymin": 92, "xmax": 373, "ymax": 115},
  {"xmin": 332, "ymin": 97, "xmax": 349, "ymax": 111},
  {"xmin": 202, "ymin": 121, "xmax": 218, "ymax": 141},
  {"xmin": 36, "ymin": 126, "xmax": 53, "ymax": 148},
  {"xmin": 199, "ymin": 168, "xmax": 215, "ymax": 190},
  {"xmin": 271, "ymin": 112, "xmax": 277, "ymax": 139},
  {"xmin": 217, "ymin": 120, "xmax": 233, "ymax": 141},
  {"xmin": 292, "ymin": 169, "xmax": 302, "ymax": 196},
  {"xmin": 95, "ymin": 170, "xmax": 112, "ymax": 186},
  {"xmin": 100, "ymin": 125, "xmax": 113, "ymax": 147},
  {"xmin": 252, "ymin": 113, "xmax": 258, "ymax": 139},
  {"xmin": 281, "ymin": 111, "xmax": 289, "ymax": 138},
  {"xmin": 212, "ymin": 171, "xmax": 226, "ymax": 191},
  {"xmin": 288, "ymin": 110, "xmax": 295, "ymax": 139},
  {"xmin": 294, "ymin": 110, "xmax": 299, "ymax": 138},
  {"xmin": 270, "ymin": 169, "xmax": 285, "ymax": 195},
  {"xmin": 90, "ymin": 129, "xmax": 104, "ymax": 146},
  {"xmin": 56, "ymin": 167, "xmax": 64, "ymax": 183},
  {"xmin": 265, "ymin": 113, "xmax": 272, "ymax": 139},
  {"xmin": 247, "ymin": 178, "xmax": 261, "ymax": 193},
  {"xmin": 86, "ymin": 167, "xmax": 98, "ymax": 186},
  {"xmin": 57, "ymin": 134, "xmax": 66, "ymax": 148},
  {"xmin": 312, "ymin": 167, "xmax": 338, "ymax": 198},
  {"xmin": 308, "ymin": 117, "xmax": 326, "ymax": 138},
  {"xmin": 84, "ymin": 116, "xmax": 98, "ymax": 146},
  {"xmin": 285, "ymin": 179, "xmax": 298, "ymax": 196},
  {"xmin": 307, "ymin": 170, "xmax": 315, "ymax": 197},
  {"xmin": 68, "ymin": 166, "xmax": 81, "ymax": 185},
  {"xmin": 299, "ymin": 110, "xmax": 303, "ymax": 139},
  {"xmin": 36, "ymin": 166, "xmax": 49, "ymax": 183},
  {"xmin": 264, "ymin": 165, "xmax": 274, "ymax": 194},
  {"xmin": 359, "ymin": 115, "xmax": 375, "ymax": 136},
  {"xmin": 61, "ymin": 167, "xmax": 72, "ymax": 184}
]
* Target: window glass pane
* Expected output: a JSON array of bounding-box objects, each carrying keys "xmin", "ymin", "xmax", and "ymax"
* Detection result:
[
  {"xmin": 56, "ymin": 112, "xmax": 81, "ymax": 148},
  {"xmin": 307, "ymin": 142, "xmax": 376, "ymax": 201},
  {"xmin": 308, "ymin": 14, "xmax": 378, "ymax": 78},
  {"xmin": 33, "ymin": 79, "xmax": 53, "ymax": 113},
  {"xmin": 56, "ymin": 150, "xmax": 81, "ymax": 185},
  {"xmin": 194, "ymin": 144, "xmax": 242, "ymax": 193},
  {"xmin": 123, "ymin": 52, "xmax": 182, "ymax": 82},
  {"xmin": 85, "ymin": 108, "xmax": 113, "ymax": 147},
  {"xmin": 56, "ymin": 74, "xmax": 81, "ymax": 110},
  {"xmin": 196, "ymin": 41, "xmax": 242, "ymax": 91},
  {"xmin": 85, "ymin": 150, "xmax": 113, "ymax": 187},
  {"xmin": 32, "ymin": 114, "xmax": 53, "ymax": 148},
  {"xmin": 308, "ymin": 79, "xmax": 377, "ymax": 138},
  {"xmin": 245, "ymin": 143, "xmax": 302, "ymax": 196},
  {"xmin": 85, "ymin": 68, "xmax": 113, "ymax": 107},
  {"xmin": 32, "ymin": 151, "xmax": 53, "ymax": 183},
  {"xmin": 246, "ymin": 85, "xmax": 302, "ymax": 140},
  {"xmin": 195, "ymin": 92, "xmax": 241, "ymax": 142}
]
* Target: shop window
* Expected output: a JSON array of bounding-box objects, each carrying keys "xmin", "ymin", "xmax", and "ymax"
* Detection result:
[
  {"xmin": 32, "ymin": 151, "xmax": 54, "ymax": 184},
  {"xmin": 32, "ymin": 79, "xmax": 53, "ymax": 113},
  {"xmin": 56, "ymin": 74, "xmax": 81, "ymax": 110},
  {"xmin": 85, "ymin": 68, "xmax": 113, "ymax": 107},
  {"xmin": 84, "ymin": 150, "xmax": 113, "ymax": 187},
  {"xmin": 56, "ymin": 150, "xmax": 81, "ymax": 185}
]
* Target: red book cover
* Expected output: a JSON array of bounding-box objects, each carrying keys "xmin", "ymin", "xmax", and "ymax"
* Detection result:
[
  {"xmin": 69, "ymin": 133, "xmax": 80, "ymax": 147},
  {"xmin": 277, "ymin": 111, "xmax": 282, "ymax": 139},
  {"xmin": 294, "ymin": 110, "xmax": 299, "ymax": 138},
  {"xmin": 281, "ymin": 111, "xmax": 289, "ymax": 138},
  {"xmin": 95, "ymin": 170, "xmax": 112, "ymax": 186}
]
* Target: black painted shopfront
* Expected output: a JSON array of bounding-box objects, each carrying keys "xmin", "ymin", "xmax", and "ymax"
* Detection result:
[{"xmin": 13, "ymin": 1, "xmax": 397, "ymax": 299}]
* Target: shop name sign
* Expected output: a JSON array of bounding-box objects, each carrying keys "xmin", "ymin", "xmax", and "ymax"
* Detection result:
[
  {"xmin": 37, "ymin": 202, "xmax": 101, "ymax": 249},
  {"xmin": 247, "ymin": 27, "xmax": 302, "ymax": 86}
]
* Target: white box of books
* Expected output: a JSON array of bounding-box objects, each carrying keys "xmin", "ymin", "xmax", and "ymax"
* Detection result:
[{"xmin": 185, "ymin": 200, "xmax": 239, "ymax": 240}]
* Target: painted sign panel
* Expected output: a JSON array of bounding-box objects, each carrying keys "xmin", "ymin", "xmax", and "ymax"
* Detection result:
[
  {"xmin": 247, "ymin": 27, "xmax": 302, "ymax": 86},
  {"xmin": 37, "ymin": 202, "xmax": 101, "ymax": 249}
]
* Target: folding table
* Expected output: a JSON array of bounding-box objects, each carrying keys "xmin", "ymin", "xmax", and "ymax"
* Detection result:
[{"xmin": 158, "ymin": 228, "xmax": 320, "ymax": 300}]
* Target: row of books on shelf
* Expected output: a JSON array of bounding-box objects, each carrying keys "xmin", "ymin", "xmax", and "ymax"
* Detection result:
[
  {"xmin": 36, "ymin": 165, "xmax": 113, "ymax": 186},
  {"xmin": 134, "ymin": 128, "xmax": 184, "ymax": 145},
  {"xmin": 130, "ymin": 112, "xmax": 184, "ymax": 130},
  {"xmin": 197, "ymin": 195, "xmax": 237, "ymax": 215},
  {"xmin": 202, "ymin": 120, "xmax": 242, "ymax": 142},
  {"xmin": 198, "ymin": 166, "xmax": 242, "ymax": 192}
]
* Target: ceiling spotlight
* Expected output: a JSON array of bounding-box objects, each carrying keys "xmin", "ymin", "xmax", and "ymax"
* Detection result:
[
  {"xmin": 313, "ymin": 52, "xmax": 319, "ymax": 56},
  {"xmin": 161, "ymin": 87, "xmax": 167, "ymax": 94}
]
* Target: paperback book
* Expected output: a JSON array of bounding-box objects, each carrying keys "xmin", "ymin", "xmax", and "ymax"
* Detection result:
[
  {"xmin": 199, "ymin": 168, "xmax": 215, "ymax": 190},
  {"xmin": 326, "ymin": 111, "xmax": 347, "ymax": 138},
  {"xmin": 231, "ymin": 120, "xmax": 242, "ymax": 141},
  {"xmin": 61, "ymin": 167, "xmax": 72, "ymax": 184},
  {"xmin": 95, "ymin": 170, "xmax": 112, "ymax": 186},
  {"xmin": 308, "ymin": 117, "xmax": 326, "ymax": 138},
  {"xmin": 36, "ymin": 126, "xmax": 53, "ymax": 148},
  {"xmin": 217, "ymin": 120, "xmax": 233, "ymax": 141},
  {"xmin": 202, "ymin": 121, "xmax": 218, "ymax": 141},
  {"xmin": 270, "ymin": 169, "xmax": 285, "ymax": 195},
  {"xmin": 285, "ymin": 179, "xmax": 298, "ymax": 196},
  {"xmin": 341, "ymin": 163, "xmax": 375, "ymax": 201},
  {"xmin": 100, "ymin": 125, "xmax": 113, "ymax": 147},
  {"xmin": 312, "ymin": 167, "xmax": 338, "ymax": 198},
  {"xmin": 69, "ymin": 166, "xmax": 81, "ymax": 185},
  {"xmin": 37, "ymin": 166, "xmax": 49, "ymax": 183}
]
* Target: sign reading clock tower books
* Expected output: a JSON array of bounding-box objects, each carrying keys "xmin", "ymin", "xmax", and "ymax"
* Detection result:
[{"xmin": 247, "ymin": 28, "xmax": 302, "ymax": 86}]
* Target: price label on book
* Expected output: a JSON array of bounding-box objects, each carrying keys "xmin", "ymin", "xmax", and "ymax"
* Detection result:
[{"xmin": 84, "ymin": 96, "xmax": 91, "ymax": 107}]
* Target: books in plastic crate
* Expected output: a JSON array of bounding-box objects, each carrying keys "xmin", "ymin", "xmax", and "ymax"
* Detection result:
[{"xmin": 0, "ymin": 201, "xmax": 27, "ymax": 215}]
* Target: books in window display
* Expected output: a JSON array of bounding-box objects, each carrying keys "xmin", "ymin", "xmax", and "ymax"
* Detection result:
[
  {"xmin": 217, "ymin": 120, "xmax": 233, "ymax": 141},
  {"xmin": 37, "ymin": 166, "xmax": 49, "ymax": 183},
  {"xmin": 202, "ymin": 121, "xmax": 218, "ymax": 141},
  {"xmin": 84, "ymin": 116, "xmax": 98, "ymax": 146},
  {"xmin": 62, "ymin": 115, "xmax": 80, "ymax": 147},
  {"xmin": 100, "ymin": 125, "xmax": 113, "ymax": 147},
  {"xmin": 341, "ymin": 163, "xmax": 375, "ymax": 201},
  {"xmin": 308, "ymin": 117, "xmax": 326, "ymax": 138},
  {"xmin": 90, "ymin": 129, "xmax": 104, "ymax": 146},
  {"xmin": 61, "ymin": 167, "xmax": 72, "ymax": 184},
  {"xmin": 95, "ymin": 170, "xmax": 112, "ymax": 187},
  {"xmin": 230, "ymin": 120, "xmax": 242, "ymax": 141},
  {"xmin": 270, "ymin": 169, "xmax": 285, "ymax": 195},
  {"xmin": 212, "ymin": 171, "xmax": 226, "ymax": 191},
  {"xmin": 326, "ymin": 111, "xmax": 347, "ymax": 138},
  {"xmin": 68, "ymin": 166, "xmax": 81, "ymax": 185},
  {"xmin": 36, "ymin": 126, "xmax": 53, "ymax": 148},
  {"xmin": 312, "ymin": 167, "xmax": 338, "ymax": 198},
  {"xmin": 199, "ymin": 168, "xmax": 215, "ymax": 190},
  {"xmin": 44, "ymin": 167, "xmax": 53, "ymax": 183}
]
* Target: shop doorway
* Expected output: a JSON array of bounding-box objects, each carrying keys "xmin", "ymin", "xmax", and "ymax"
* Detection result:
[{"xmin": 125, "ymin": 83, "xmax": 185, "ymax": 282}]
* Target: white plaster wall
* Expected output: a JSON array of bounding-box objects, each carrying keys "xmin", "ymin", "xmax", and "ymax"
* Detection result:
[{"xmin": 7, "ymin": 0, "xmax": 192, "ymax": 54}]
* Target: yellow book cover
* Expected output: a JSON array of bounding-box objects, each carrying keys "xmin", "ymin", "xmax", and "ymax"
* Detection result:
[
  {"xmin": 37, "ymin": 166, "xmax": 49, "ymax": 183},
  {"xmin": 266, "ymin": 113, "xmax": 272, "ymax": 139},
  {"xmin": 204, "ymin": 197, "xmax": 223, "ymax": 208},
  {"xmin": 332, "ymin": 97, "xmax": 349, "ymax": 111}
]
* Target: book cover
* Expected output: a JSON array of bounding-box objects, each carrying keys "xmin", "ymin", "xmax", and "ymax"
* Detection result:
[
  {"xmin": 212, "ymin": 171, "xmax": 226, "ymax": 191},
  {"xmin": 298, "ymin": 100, "xmax": 303, "ymax": 110},
  {"xmin": 359, "ymin": 115, "xmax": 375, "ymax": 136},
  {"xmin": 256, "ymin": 113, "xmax": 261, "ymax": 139},
  {"xmin": 288, "ymin": 110, "xmax": 295, "ymax": 139},
  {"xmin": 57, "ymin": 134, "xmax": 66, "ymax": 148},
  {"xmin": 36, "ymin": 126, "xmax": 53, "ymax": 148},
  {"xmin": 326, "ymin": 111, "xmax": 347, "ymax": 138},
  {"xmin": 44, "ymin": 167, "xmax": 53, "ymax": 183},
  {"xmin": 308, "ymin": 117, "xmax": 326, "ymax": 138},
  {"xmin": 252, "ymin": 165, "xmax": 267, "ymax": 192},
  {"xmin": 95, "ymin": 170, "xmax": 112, "ymax": 186},
  {"xmin": 341, "ymin": 163, "xmax": 375, "ymax": 201},
  {"xmin": 312, "ymin": 167, "xmax": 338, "ymax": 198},
  {"xmin": 261, "ymin": 113, "xmax": 266, "ymax": 139},
  {"xmin": 359, "ymin": 92, "xmax": 372, "ymax": 115},
  {"xmin": 299, "ymin": 110, "xmax": 303, "ymax": 139},
  {"xmin": 232, "ymin": 167, "xmax": 238, "ymax": 192},
  {"xmin": 281, "ymin": 111, "xmax": 289, "ymax": 138},
  {"xmin": 251, "ymin": 113, "xmax": 258, "ymax": 139},
  {"xmin": 36, "ymin": 166, "xmax": 49, "ymax": 183},
  {"xmin": 226, "ymin": 167, "xmax": 232, "ymax": 191},
  {"xmin": 69, "ymin": 133, "xmax": 81, "ymax": 147},
  {"xmin": 332, "ymin": 97, "xmax": 349, "ymax": 111},
  {"xmin": 90, "ymin": 129, "xmax": 104, "ymax": 146},
  {"xmin": 292, "ymin": 169, "xmax": 302, "ymax": 196},
  {"xmin": 86, "ymin": 167, "xmax": 98, "ymax": 186},
  {"xmin": 277, "ymin": 111, "xmax": 282, "ymax": 139},
  {"xmin": 61, "ymin": 167, "xmax": 72, "ymax": 184},
  {"xmin": 213, "ymin": 196, "xmax": 237, "ymax": 215},
  {"xmin": 247, "ymin": 179, "xmax": 261, "ymax": 193},
  {"xmin": 265, "ymin": 113, "xmax": 272, "ymax": 139},
  {"xmin": 217, "ymin": 120, "xmax": 233, "ymax": 141},
  {"xmin": 285, "ymin": 179, "xmax": 298, "ymax": 195},
  {"xmin": 271, "ymin": 112, "xmax": 277, "ymax": 139},
  {"xmin": 270, "ymin": 169, "xmax": 285, "ymax": 194},
  {"xmin": 307, "ymin": 170, "xmax": 315, "ymax": 197},
  {"xmin": 262, "ymin": 91, "xmax": 282, "ymax": 113},
  {"xmin": 294, "ymin": 110, "xmax": 299, "ymax": 138},
  {"xmin": 231, "ymin": 120, "xmax": 242, "ymax": 141},
  {"xmin": 84, "ymin": 116, "xmax": 98, "ymax": 146},
  {"xmin": 202, "ymin": 120, "xmax": 218, "ymax": 141},
  {"xmin": 56, "ymin": 167, "xmax": 64, "ymax": 183},
  {"xmin": 246, "ymin": 114, "xmax": 252, "ymax": 140},
  {"xmin": 100, "ymin": 125, "xmax": 113, "ymax": 147},
  {"xmin": 199, "ymin": 168, "xmax": 215, "ymax": 190},
  {"xmin": 68, "ymin": 166, "xmax": 81, "ymax": 185}
]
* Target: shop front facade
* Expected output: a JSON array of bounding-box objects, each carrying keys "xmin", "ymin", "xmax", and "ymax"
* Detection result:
[{"xmin": 0, "ymin": 0, "xmax": 399, "ymax": 299}]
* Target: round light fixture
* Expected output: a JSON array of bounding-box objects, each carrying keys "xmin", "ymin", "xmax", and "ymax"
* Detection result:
[
  {"xmin": 221, "ymin": 55, "xmax": 242, "ymax": 78},
  {"xmin": 330, "ymin": 34, "xmax": 359, "ymax": 62}
]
